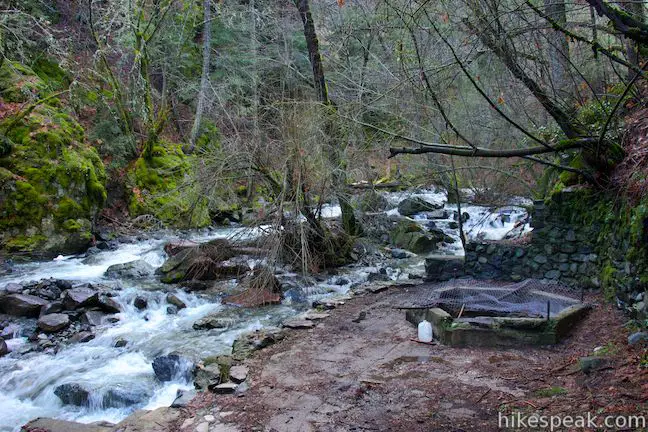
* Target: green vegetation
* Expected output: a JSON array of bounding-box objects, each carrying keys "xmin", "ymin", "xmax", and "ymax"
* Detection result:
[
  {"xmin": 0, "ymin": 61, "xmax": 47, "ymax": 103},
  {"xmin": 0, "ymin": 64, "xmax": 106, "ymax": 256},
  {"xmin": 544, "ymin": 186, "xmax": 648, "ymax": 306},
  {"xmin": 128, "ymin": 142, "xmax": 210, "ymax": 228},
  {"xmin": 534, "ymin": 386, "xmax": 568, "ymax": 397},
  {"xmin": 594, "ymin": 341, "xmax": 619, "ymax": 357}
]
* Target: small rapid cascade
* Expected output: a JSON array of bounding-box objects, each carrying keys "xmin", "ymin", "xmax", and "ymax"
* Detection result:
[
  {"xmin": 0, "ymin": 228, "xmax": 271, "ymax": 431},
  {"xmin": 0, "ymin": 190, "xmax": 531, "ymax": 431}
]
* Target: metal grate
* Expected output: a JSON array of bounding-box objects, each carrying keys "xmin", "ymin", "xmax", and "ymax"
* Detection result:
[{"xmin": 394, "ymin": 279, "xmax": 583, "ymax": 319}]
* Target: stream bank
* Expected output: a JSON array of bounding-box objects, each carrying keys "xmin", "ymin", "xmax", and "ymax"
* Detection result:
[
  {"xmin": 24, "ymin": 285, "xmax": 646, "ymax": 432},
  {"xmin": 0, "ymin": 189, "xmax": 532, "ymax": 431}
]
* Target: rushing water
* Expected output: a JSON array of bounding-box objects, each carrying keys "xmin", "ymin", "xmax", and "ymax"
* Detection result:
[{"xmin": 0, "ymin": 191, "xmax": 530, "ymax": 431}]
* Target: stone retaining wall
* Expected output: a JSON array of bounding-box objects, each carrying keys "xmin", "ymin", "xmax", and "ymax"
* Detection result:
[{"xmin": 425, "ymin": 189, "xmax": 647, "ymax": 318}]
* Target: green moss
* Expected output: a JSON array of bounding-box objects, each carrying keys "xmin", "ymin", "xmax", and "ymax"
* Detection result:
[
  {"xmin": 0, "ymin": 64, "xmax": 107, "ymax": 256},
  {"xmin": 558, "ymin": 154, "xmax": 587, "ymax": 186},
  {"xmin": 594, "ymin": 341, "xmax": 619, "ymax": 356},
  {"xmin": 4, "ymin": 234, "xmax": 48, "ymax": 252},
  {"xmin": 55, "ymin": 197, "xmax": 83, "ymax": 220},
  {"xmin": 0, "ymin": 61, "xmax": 47, "ymax": 103},
  {"xmin": 62, "ymin": 219, "xmax": 83, "ymax": 232},
  {"xmin": 31, "ymin": 58, "xmax": 70, "ymax": 91},
  {"xmin": 448, "ymin": 321, "xmax": 472, "ymax": 329},
  {"xmin": 544, "ymin": 188, "xmax": 648, "ymax": 310},
  {"xmin": 127, "ymin": 142, "xmax": 210, "ymax": 228},
  {"xmin": 194, "ymin": 120, "xmax": 221, "ymax": 152},
  {"xmin": 534, "ymin": 386, "xmax": 567, "ymax": 397},
  {"xmin": 0, "ymin": 134, "xmax": 12, "ymax": 157},
  {"xmin": 601, "ymin": 262, "xmax": 618, "ymax": 302},
  {"xmin": 201, "ymin": 355, "xmax": 232, "ymax": 381}
]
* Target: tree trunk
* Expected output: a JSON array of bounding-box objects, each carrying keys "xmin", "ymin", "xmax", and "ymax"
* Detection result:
[
  {"xmin": 294, "ymin": 0, "xmax": 361, "ymax": 236},
  {"xmin": 617, "ymin": 0, "xmax": 645, "ymax": 80},
  {"xmin": 586, "ymin": 0, "xmax": 648, "ymax": 45},
  {"xmin": 187, "ymin": 0, "xmax": 213, "ymax": 153},
  {"xmin": 247, "ymin": 0, "xmax": 259, "ymax": 200},
  {"xmin": 296, "ymin": 0, "xmax": 328, "ymax": 104},
  {"xmin": 544, "ymin": 0, "xmax": 570, "ymax": 96}
]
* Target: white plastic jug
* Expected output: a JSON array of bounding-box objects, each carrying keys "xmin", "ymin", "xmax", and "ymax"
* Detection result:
[{"xmin": 418, "ymin": 320, "xmax": 433, "ymax": 342}]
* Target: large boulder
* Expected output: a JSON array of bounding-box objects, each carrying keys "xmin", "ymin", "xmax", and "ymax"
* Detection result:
[
  {"xmin": 397, "ymin": 197, "xmax": 443, "ymax": 216},
  {"xmin": 152, "ymin": 354, "xmax": 193, "ymax": 382},
  {"xmin": 193, "ymin": 313, "xmax": 235, "ymax": 331},
  {"xmin": 111, "ymin": 407, "xmax": 181, "ymax": 432},
  {"xmin": 38, "ymin": 313, "xmax": 71, "ymax": 332},
  {"xmin": 133, "ymin": 296, "xmax": 148, "ymax": 310},
  {"xmin": 81, "ymin": 311, "xmax": 107, "ymax": 327},
  {"xmin": 54, "ymin": 383, "xmax": 148, "ymax": 409},
  {"xmin": 229, "ymin": 365, "xmax": 249, "ymax": 383},
  {"xmin": 157, "ymin": 239, "xmax": 248, "ymax": 283},
  {"xmin": 40, "ymin": 301, "xmax": 64, "ymax": 315},
  {"xmin": 54, "ymin": 383, "xmax": 90, "ymax": 406},
  {"xmin": 193, "ymin": 363, "xmax": 222, "ymax": 391},
  {"xmin": 98, "ymin": 295, "xmax": 121, "ymax": 313},
  {"xmin": 0, "ymin": 294, "xmax": 48, "ymax": 317},
  {"xmin": 101, "ymin": 387, "xmax": 149, "ymax": 408},
  {"xmin": 0, "ymin": 62, "xmax": 106, "ymax": 258},
  {"xmin": 3, "ymin": 282, "xmax": 23, "ymax": 294},
  {"xmin": 104, "ymin": 260, "xmax": 155, "ymax": 279},
  {"xmin": 390, "ymin": 221, "xmax": 440, "ymax": 254},
  {"xmin": 27, "ymin": 279, "xmax": 64, "ymax": 300},
  {"xmin": 170, "ymin": 388, "xmax": 196, "ymax": 408},
  {"xmin": 63, "ymin": 287, "xmax": 99, "ymax": 310},
  {"xmin": 192, "ymin": 306, "xmax": 257, "ymax": 330},
  {"xmin": 166, "ymin": 293, "xmax": 186, "ymax": 310},
  {"xmin": 127, "ymin": 143, "xmax": 210, "ymax": 228},
  {"xmin": 0, "ymin": 324, "xmax": 19, "ymax": 339}
]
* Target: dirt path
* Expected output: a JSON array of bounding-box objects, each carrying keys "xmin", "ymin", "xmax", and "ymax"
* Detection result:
[{"xmin": 179, "ymin": 286, "xmax": 647, "ymax": 432}]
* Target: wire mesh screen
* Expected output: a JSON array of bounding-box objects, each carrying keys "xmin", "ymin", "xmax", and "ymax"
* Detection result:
[{"xmin": 395, "ymin": 279, "xmax": 583, "ymax": 319}]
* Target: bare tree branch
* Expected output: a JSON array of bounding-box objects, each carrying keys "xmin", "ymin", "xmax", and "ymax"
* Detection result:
[{"xmin": 586, "ymin": 0, "xmax": 648, "ymax": 45}]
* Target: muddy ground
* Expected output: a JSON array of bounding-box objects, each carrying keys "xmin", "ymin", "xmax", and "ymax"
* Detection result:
[{"xmin": 177, "ymin": 286, "xmax": 647, "ymax": 432}]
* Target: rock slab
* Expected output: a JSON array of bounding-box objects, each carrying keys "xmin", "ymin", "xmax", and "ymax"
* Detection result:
[
  {"xmin": 38, "ymin": 313, "xmax": 71, "ymax": 332},
  {"xmin": 1, "ymin": 294, "xmax": 48, "ymax": 317}
]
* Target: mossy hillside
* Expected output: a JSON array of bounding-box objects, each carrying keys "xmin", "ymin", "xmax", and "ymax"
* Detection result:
[
  {"xmin": 30, "ymin": 58, "xmax": 70, "ymax": 91},
  {"xmin": 0, "ymin": 61, "xmax": 48, "ymax": 103},
  {"xmin": 128, "ymin": 143, "xmax": 210, "ymax": 228},
  {"xmin": 0, "ymin": 94, "xmax": 106, "ymax": 256}
]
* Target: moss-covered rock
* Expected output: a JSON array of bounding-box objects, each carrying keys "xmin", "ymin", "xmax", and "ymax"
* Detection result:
[
  {"xmin": 0, "ymin": 65, "xmax": 106, "ymax": 257},
  {"xmin": 390, "ymin": 221, "xmax": 436, "ymax": 254},
  {"xmin": 127, "ymin": 142, "xmax": 210, "ymax": 228},
  {"xmin": 0, "ymin": 61, "xmax": 47, "ymax": 103},
  {"xmin": 397, "ymin": 197, "xmax": 443, "ymax": 216}
]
